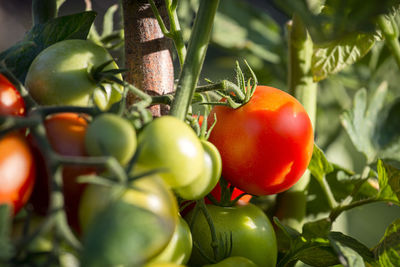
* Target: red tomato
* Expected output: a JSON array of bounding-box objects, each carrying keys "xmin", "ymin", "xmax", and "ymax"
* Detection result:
[
  {"xmin": 208, "ymin": 86, "xmax": 314, "ymax": 195},
  {"xmin": 207, "ymin": 182, "xmax": 252, "ymax": 204},
  {"xmin": 0, "ymin": 74, "xmax": 25, "ymax": 116},
  {"xmin": 0, "ymin": 132, "xmax": 35, "ymax": 214},
  {"xmin": 30, "ymin": 113, "xmax": 95, "ymax": 232}
]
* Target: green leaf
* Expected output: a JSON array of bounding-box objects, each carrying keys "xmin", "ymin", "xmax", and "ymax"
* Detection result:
[
  {"xmin": 0, "ymin": 204, "xmax": 13, "ymax": 262},
  {"xmin": 212, "ymin": 0, "xmax": 282, "ymax": 64},
  {"xmin": 276, "ymin": 0, "xmax": 400, "ymax": 43},
  {"xmin": 0, "ymin": 11, "xmax": 96, "ymax": 82},
  {"xmin": 308, "ymin": 145, "xmax": 334, "ymax": 182},
  {"xmin": 373, "ymin": 218, "xmax": 400, "ymax": 266},
  {"xmin": 302, "ymin": 218, "xmax": 332, "ymax": 240},
  {"xmin": 102, "ymin": 4, "xmax": 119, "ymax": 37},
  {"xmin": 329, "ymin": 237, "xmax": 366, "ymax": 267},
  {"xmin": 340, "ymin": 83, "xmax": 388, "ymax": 163},
  {"xmin": 377, "ymin": 160, "xmax": 400, "ymax": 203},
  {"xmin": 329, "ymin": 232, "xmax": 375, "ymax": 264},
  {"xmin": 296, "ymin": 246, "xmax": 339, "ymax": 266},
  {"xmin": 81, "ymin": 200, "xmax": 174, "ymax": 267},
  {"xmin": 312, "ymin": 33, "xmax": 376, "ymax": 82}
]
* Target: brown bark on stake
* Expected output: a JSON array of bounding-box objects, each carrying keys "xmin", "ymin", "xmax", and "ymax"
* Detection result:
[{"xmin": 122, "ymin": 0, "xmax": 174, "ymax": 116}]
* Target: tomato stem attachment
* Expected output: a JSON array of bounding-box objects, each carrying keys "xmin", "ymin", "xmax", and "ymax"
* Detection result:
[{"xmin": 170, "ymin": 0, "xmax": 220, "ymax": 121}]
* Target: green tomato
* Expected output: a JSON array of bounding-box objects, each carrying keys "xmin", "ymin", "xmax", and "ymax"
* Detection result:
[
  {"xmin": 79, "ymin": 175, "xmax": 179, "ymax": 266},
  {"xmin": 204, "ymin": 256, "xmax": 258, "ymax": 267},
  {"xmin": 175, "ymin": 140, "xmax": 221, "ymax": 200},
  {"xmin": 137, "ymin": 116, "xmax": 204, "ymax": 188},
  {"xmin": 79, "ymin": 174, "xmax": 178, "ymax": 234},
  {"xmin": 25, "ymin": 39, "xmax": 123, "ymax": 110},
  {"xmin": 145, "ymin": 263, "xmax": 186, "ymax": 267},
  {"xmin": 149, "ymin": 216, "xmax": 192, "ymax": 265},
  {"xmin": 85, "ymin": 113, "xmax": 137, "ymax": 165},
  {"xmin": 185, "ymin": 203, "xmax": 277, "ymax": 267}
]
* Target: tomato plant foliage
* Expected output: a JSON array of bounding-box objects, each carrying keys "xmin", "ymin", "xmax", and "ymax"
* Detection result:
[{"xmin": 1, "ymin": 0, "xmax": 400, "ymax": 267}]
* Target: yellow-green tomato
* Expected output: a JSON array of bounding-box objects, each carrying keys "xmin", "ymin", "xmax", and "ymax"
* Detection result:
[
  {"xmin": 175, "ymin": 140, "xmax": 221, "ymax": 200},
  {"xmin": 204, "ymin": 256, "xmax": 258, "ymax": 267},
  {"xmin": 149, "ymin": 216, "xmax": 192, "ymax": 265},
  {"xmin": 79, "ymin": 175, "xmax": 178, "ymax": 235},
  {"xmin": 137, "ymin": 116, "xmax": 204, "ymax": 188},
  {"xmin": 85, "ymin": 113, "xmax": 136, "ymax": 165},
  {"xmin": 25, "ymin": 39, "xmax": 123, "ymax": 110},
  {"xmin": 145, "ymin": 263, "xmax": 186, "ymax": 267}
]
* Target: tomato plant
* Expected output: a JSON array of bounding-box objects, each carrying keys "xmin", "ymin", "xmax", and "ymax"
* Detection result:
[
  {"xmin": 0, "ymin": 132, "xmax": 35, "ymax": 215},
  {"xmin": 137, "ymin": 116, "xmax": 205, "ymax": 188},
  {"xmin": 175, "ymin": 140, "xmax": 221, "ymax": 200},
  {"xmin": 208, "ymin": 86, "xmax": 314, "ymax": 195},
  {"xmin": 0, "ymin": 74, "xmax": 25, "ymax": 116},
  {"xmin": 25, "ymin": 39, "xmax": 123, "ymax": 110},
  {"xmin": 186, "ymin": 203, "xmax": 277, "ymax": 267},
  {"xmin": 79, "ymin": 174, "xmax": 179, "ymax": 265},
  {"xmin": 29, "ymin": 113, "xmax": 95, "ymax": 232},
  {"xmin": 85, "ymin": 113, "xmax": 137, "ymax": 165}
]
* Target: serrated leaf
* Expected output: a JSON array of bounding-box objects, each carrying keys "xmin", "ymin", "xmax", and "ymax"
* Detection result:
[
  {"xmin": 377, "ymin": 160, "xmax": 400, "ymax": 203},
  {"xmin": 302, "ymin": 218, "xmax": 332, "ymax": 240},
  {"xmin": 373, "ymin": 218, "xmax": 400, "ymax": 266},
  {"xmin": 212, "ymin": 0, "xmax": 282, "ymax": 64},
  {"xmin": 329, "ymin": 232, "xmax": 375, "ymax": 264},
  {"xmin": 329, "ymin": 237, "xmax": 366, "ymax": 267},
  {"xmin": 0, "ymin": 11, "xmax": 96, "ymax": 82},
  {"xmin": 296, "ymin": 246, "xmax": 339, "ymax": 266},
  {"xmin": 276, "ymin": 0, "xmax": 400, "ymax": 43},
  {"xmin": 312, "ymin": 33, "xmax": 376, "ymax": 82},
  {"xmin": 340, "ymin": 83, "xmax": 388, "ymax": 163},
  {"xmin": 308, "ymin": 145, "xmax": 334, "ymax": 182}
]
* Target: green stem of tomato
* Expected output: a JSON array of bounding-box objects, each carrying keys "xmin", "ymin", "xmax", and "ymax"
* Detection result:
[
  {"xmin": 275, "ymin": 14, "xmax": 317, "ymax": 231},
  {"xmin": 377, "ymin": 15, "xmax": 400, "ymax": 70},
  {"xmin": 165, "ymin": 0, "xmax": 187, "ymax": 67},
  {"xmin": 317, "ymin": 176, "xmax": 338, "ymax": 209},
  {"xmin": 169, "ymin": 0, "xmax": 220, "ymax": 120},
  {"xmin": 32, "ymin": 0, "xmax": 57, "ymax": 25},
  {"xmin": 197, "ymin": 199, "xmax": 220, "ymax": 261}
]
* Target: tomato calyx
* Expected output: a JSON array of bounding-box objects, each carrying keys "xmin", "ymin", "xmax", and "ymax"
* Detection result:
[
  {"xmin": 206, "ymin": 178, "xmax": 252, "ymax": 208},
  {"xmin": 203, "ymin": 60, "xmax": 258, "ymax": 109}
]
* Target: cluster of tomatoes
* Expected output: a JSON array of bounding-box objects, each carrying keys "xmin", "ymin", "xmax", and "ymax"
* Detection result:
[{"xmin": 0, "ymin": 39, "xmax": 314, "ymax": 266}]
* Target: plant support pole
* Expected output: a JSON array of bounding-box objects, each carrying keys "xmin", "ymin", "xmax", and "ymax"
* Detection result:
[
  {"xmin": 122, "ymin": 0, "xmax": 174, "ymax": 116},
  {"xmin": 169, "ymin": 0, "xmax": 220, "ymax": 120}
]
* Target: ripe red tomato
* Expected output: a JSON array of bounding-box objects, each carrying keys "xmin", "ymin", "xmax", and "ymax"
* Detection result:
[
  {"xmin": 0, "ymin": 74, "xmax": 25, "ymax": 116},
  {"xmin": 0, "ymin": 132, "xmax": 35, "ymax": 214},
  {"xmin": 208, "ymin": 86, "xmax": 314, "ymax": 195},
  {"xmin": 30, "ymin": 113, "xmax": 95, "ymax": 232}
]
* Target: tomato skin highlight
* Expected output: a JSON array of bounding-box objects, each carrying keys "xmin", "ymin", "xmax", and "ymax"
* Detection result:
[
  {"xmin": 208, "ymin": 86, "xmax": 314, "ymax": 195},
  {"xmin": 0, "ymin": 74, "xmax": 25, "ymax": 116},
  {"xmin": 0, "ymin": 132, "xmax": 35, "ymax": 214},
  {"xmin": 174, "ymin": 140, "xmax": 222, "ymax": 200}
]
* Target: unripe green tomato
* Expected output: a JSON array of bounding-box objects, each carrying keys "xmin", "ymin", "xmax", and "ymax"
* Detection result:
[
  {"xmin": 137, "ymin": 116, "xmax": 205, "ymax": 188},
  {"xmin": 85, "ymin": 113, "xmax": 136, "ymax": 165},
  {"xmin": 145, "ymin": 263, "xmax": 186, "ymax": 267},
  {"xmin": 149, "ymin": 216, "xmax": 192, "ymax": 265},
  {"xmin": 175, "ymin": 140, "xmax": 221, "ymax": 200},
  {"xmin": 25, "ymin": 39, "xmax": 123, "ymax": 110},
  {"xmin": 79, "ymin": 175, "xmax": 178, "ymax": 235},
  {"xmin": 203, "ymin": 256, "xmax": 258, "ymax": 267},
  {"xmin": 186, "ymin": 203, "xmax": 277, "ymax": 267}
]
